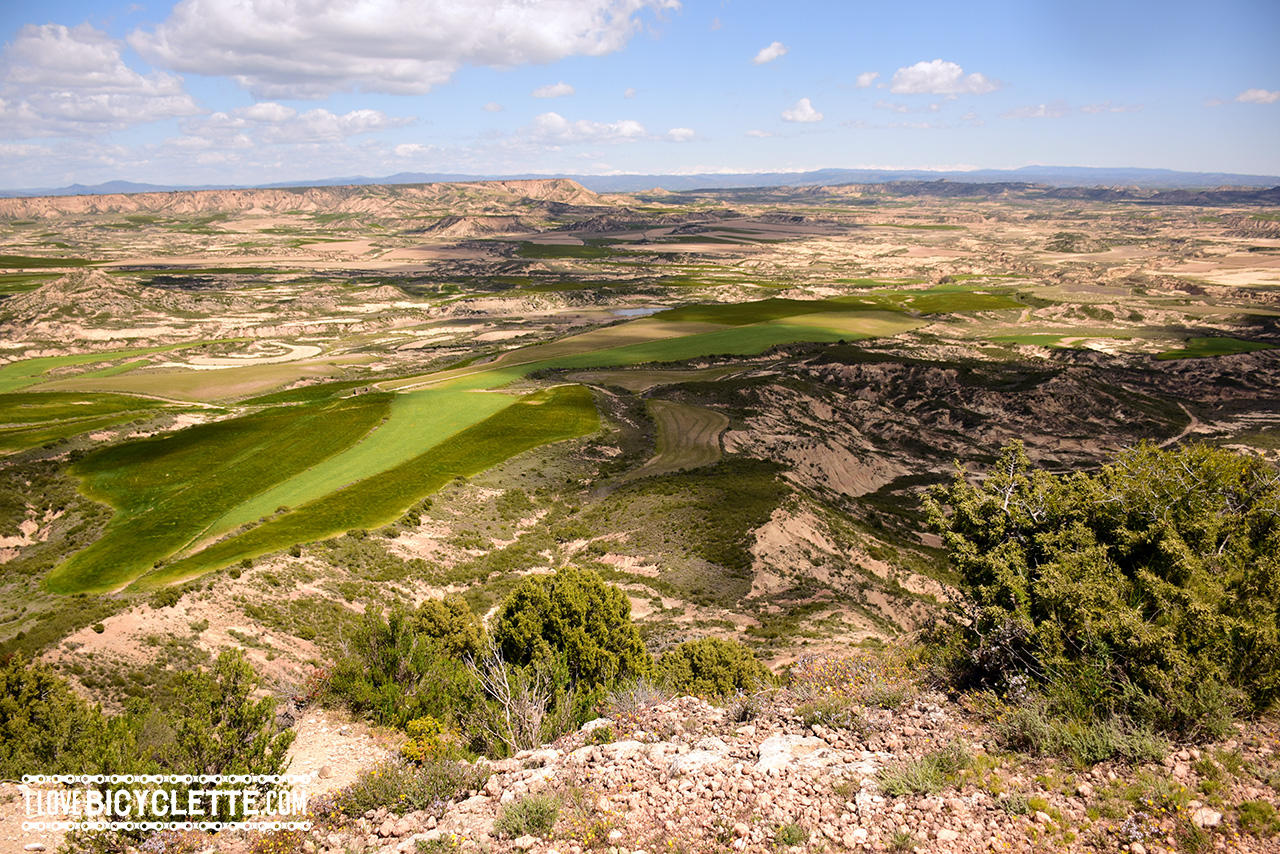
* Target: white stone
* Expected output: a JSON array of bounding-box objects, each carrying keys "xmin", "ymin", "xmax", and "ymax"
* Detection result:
[
  {"xmin": 667, "ymin": 749, "xmax": 725, "ymax": 777},
  {"xmin": 1191, "ymin": 806, "xmax": 1222, "ymax": 828},
  {"xmin": 597, "ymin": 740, "xmax": 647, "ymax": 762},
  {"xmin": 755, "ymin": 735, "xmax": 828, "ymax": 773}
]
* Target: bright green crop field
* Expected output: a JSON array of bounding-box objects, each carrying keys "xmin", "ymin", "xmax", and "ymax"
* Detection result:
[
  {"xmin": 136, "ymin": 384, "xmax": 599, "ymax": 587},
  {"xmin": 45, "ymin": 394, "xmax": 391, "ymax": 593}
]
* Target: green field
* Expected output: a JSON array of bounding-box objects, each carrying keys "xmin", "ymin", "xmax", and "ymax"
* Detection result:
[
  {"xmin": 0, "ymin": 342, "xmax": 228, "ymax": 395},
  {"xmin": 1156, "ymin": 337, "xmax": 1275, "ymax": 360},
  {"xmin": 136, "ymin": 384, "xmax": 599, "ymax": 587},
  {"xmin": 0, "ymin": 255, "xmax": 96, "ymax": 268},
  {"xmin": 566, "ymin": 366, "xmax": 745, "ymax": 392},
  {"xmin": 0, "ymin": 391, "xmax": 179, "ymax": 454},
  {"xmin": 34, "ymin": 354, "xmax": 372, "ymax": 401},
  {"xmin": 45, "ymin": 394, "xmax": 391, "ymax": 593},
  {"xmin": 627, "ymin": 400, "xmax": 729, "ymax": 479},
  {"xmin": 0, "ymin": 272, "xmax": 59, "ymax": 295},
  {"xmin": 516, "ymin": 242, "xmax": 617, "ymax": 260},
  {"xmin": 201, "ymin": 388, "xmax": 516, "ymax": 540}
]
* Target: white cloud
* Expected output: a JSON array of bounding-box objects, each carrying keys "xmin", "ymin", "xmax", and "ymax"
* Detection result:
[
  {"xmin": 182, "ymin": 104, "xmax": 413, "ymax": 144},
  {"xmin": 889, "ymin": 59, "xmax": 999, "ymax": 95},
  {"xmin": 1204, "ymin": 97, "xmax": 1225, "ymax": 108},
  {"xmin": 745, "ymin": 129, "xmax": 774, "ymax": 138},
  {"xmin": 875, "ymin": 100, "xmax": 911, "ymax": 114},
  {"xmin": 855, "ymin": 71, "xmax": 879, "ymax": 89},
  {"xmin": 395, "ymin": 143, "xmax": 436, "ymax": 157},
  {"xmin": 533, "ymin": 81, "xmax": 576, "ymax": 98},
  {"xmin": 483, "ymin": 102, "xmax": 504, "ymax": 112},
  {"xmin": 0, "ymin": 23, "xmax": 202, "ymax": 138},
  {"xmin": 1080, "ymin": 101, "xmax": 1142, "ymax": 114},
  {"xmin": 1236, "ymin": 88, "xmax": 1280, "ymax": 104},
  {"xmin": 526, "ymin": 111, "xmax": 647, "ymax": 144},
  {"xmin": 624, "ymin": 87, "xmax": 637, "ymax": 98},
  {"xmin": 129, "ymin": 0, "xmax": 680, "ymax": 99},
  {"xmin": 665, "ymin": 127, "xmax": 695, "ymax": 142},
  {"xmin": 1002, "ymin": 101, "xmax": 1070, "ymax": 119},
  {"xmin": 752, "ymin": 41, "xmax": 788, "ymax": 65},
  {"xmin": 781, "ymin": 97, "xmax": 823, "ymax": 123}
]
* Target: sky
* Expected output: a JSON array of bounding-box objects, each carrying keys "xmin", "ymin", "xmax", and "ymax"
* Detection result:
[{"xmin": 0, "ymin": 0, "xmax": 1278, "ymax": 188}]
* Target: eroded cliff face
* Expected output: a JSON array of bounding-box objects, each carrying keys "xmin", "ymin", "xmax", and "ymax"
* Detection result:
[{"xmin": 0, "ymin": 179, "xmax": 601, "ymax": 220}]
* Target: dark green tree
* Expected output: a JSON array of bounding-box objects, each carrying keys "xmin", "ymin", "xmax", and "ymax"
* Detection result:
[
  {"xmin": 492, "ymin": 566, "xmax": 652, "ymax": 691},
  {"xmin": 324, "ymin": 602, "xmax": 482, "ymax": 730},
  {"xmin": 925, "ymin": 440, "xmax": 1280, "ymax": 735},
  {"xmin": 0, "ymin": 655, "xmax": 117, "ymax": 778},
  {"xmin": 163, "ymin": 648, "xmax": 294, "ymax": 776},
  {"xmin": 658, "ymin": 637, "xmax": 773, "ymax": 698},
  {"xmin": 415, "ymin": 595, "xmax": 484, "ymax": 659}
]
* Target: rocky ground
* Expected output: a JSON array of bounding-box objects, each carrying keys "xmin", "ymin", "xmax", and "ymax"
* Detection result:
[{"xmin": 5, "ymin": 656, "xmax": 1279, "ymax": 854}]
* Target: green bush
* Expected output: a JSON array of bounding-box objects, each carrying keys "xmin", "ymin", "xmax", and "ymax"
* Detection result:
[
  {"xmin": 494, "ymin": 793, "xmax": 560, "ymax": 839},
  {"xmin": 925, "ymin": 441, "xmax": 1280, "ymax": 738},
  {"xmin": 796, "ymin": 695, "xmax": 868, "ymax": 736},
  {"xmin": 657, "ymin": 637, "xmax": 772, "ymax": 698},
  {"xmin": 877, "ymin": 742, "xmax": 971, "ymax": 797},
  {"xmin": 0, "ymin": 655, "xmax": 123, "ymax": 777},
  {"xmin": 161, "ymin": 648, "xmax": 294, "ymax": 779},
  {"xmin": 492, "ymin": 566, "xmax": 652, "ymax": 691},
  {"xmin": 338, "ymin": 759, "xmax": 489, "ymax": 817},
  {"xmin": 323, "ymin": 601, "xmax": 484, "ymax": 730},
  {"xmin": 774, "ymin": 822, "xmax": 808, "ymax": 846}
]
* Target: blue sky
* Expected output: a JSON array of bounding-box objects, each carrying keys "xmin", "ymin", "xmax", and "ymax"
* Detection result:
[{"xmin": 1, "ymin": 0, "xmax": 1277, "ymax": 187}]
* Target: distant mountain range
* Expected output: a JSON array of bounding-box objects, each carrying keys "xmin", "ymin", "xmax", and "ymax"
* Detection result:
[{"xmin": 1, "ymin": 165, "xmax": 1277, "ymax": 199}]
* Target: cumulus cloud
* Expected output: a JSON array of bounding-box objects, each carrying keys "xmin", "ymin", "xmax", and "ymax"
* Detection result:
[
  {"xmin": 781, "ymin": 97, "xmax": 822, "ymax": 123},
  {"xmin": 394, "ymin": 142, "xmax": 436, "ymax": 157},
  {"xmin": 889, "ymin": 59, "xmax": 999, "ymax": 95},
  {"xmin": 855, "ymin": 71, "xmax": 879, "ymax": 89},
  {"xmin": 1002, "ymin": 101, "xmax": 1071, "ymax": 119},
  {"xmin": 129, "ymin": 0, "xmax": 680, "ymax": 99},
  {"xmin": 483, "ymin": 102, "xmax": 504, "ymax": 112},
  {"xmin": 665, "ymin": 127, "xmax": 695, "ymax": 142},
  {"xmin": 526, "ymin": 111, "xmax": 647, "ymax": 144},
  {"xmin": 1236, "ymin": 88, "xmax": 1280, "ymax": 104},
  {"xmin": 533, "ymin": 81, "xmax": 576, "ymax": 98},
  {"xmin": 0, "ymin": 23, "xmax": 202, "ymax": 138},
  {"xmin": 752, "ymin": 41, "xmax": 788, "ymax": 65},
  {"xmin": 624, "ymin": 87, "xmax": 637, "ymax": 98},
  {"xmin": 182, "ymin": 103, "xmax": 413, "ymax": 144}
]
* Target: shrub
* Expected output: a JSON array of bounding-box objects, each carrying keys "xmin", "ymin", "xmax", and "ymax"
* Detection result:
[
  {"xmin": 796, "ymin": 696, "xmax": 868, "ymax": 737},
  {"xmin": 658, "ymin": 637, "xmax": 772, "ymax": 698},
  {"xmin": 323, "ymin": 602, "xmax": 483, "ymax": 730},
  {"xmin": 414, "ymin": 596, "xmax": 484, "ymax": 659},
  {"xmin": 492, "ymin": 566, "xmax": 652, "ymax": 691},
  {"xmin": 774, "ymin": 822, "xmax": 808, "ymax": 846},
  {"xmin": 494, "ymin": 793, "xmax": 560, "ymax": 839},
  {"xmin": 924, "ymin": 441, "xmax": 1280, "ymax": 738},
  {"xmin": 338, "ymin": 759, "xmax": 489, "ymax": 817},
  {"xmin": 400, "ymin": 716, "xmax": 459, "ymax": 763},
  {"xmin": 161, "ymin": 649, "xmax": 294, "ymax": 780},
  {"xmin": 877, "ymin": 742, "xmax": 971, "ymax": 797},
  {"xmin": 0, "ymin": 655, "xmax": 119, "ymax": 777}
]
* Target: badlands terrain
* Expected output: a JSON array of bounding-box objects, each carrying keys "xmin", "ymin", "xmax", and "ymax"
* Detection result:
[{"xmin": 2, "ymin": 177, "xmax": 1279, "ymax": 852}]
